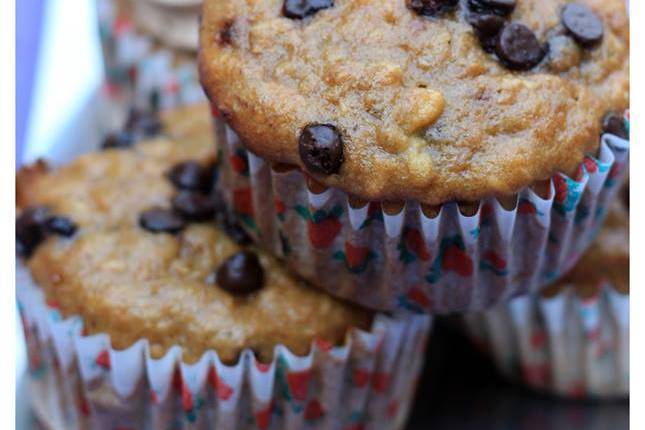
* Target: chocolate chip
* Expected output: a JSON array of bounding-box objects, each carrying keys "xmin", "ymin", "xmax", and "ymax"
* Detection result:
[
  {"xmin": 101, "ymin": 131, "xmax": 135, "ymax": 150},
  {"xmin": 139, "ymin": 208, "xmax": 186, "ymax": 234},
  {"xmin": 218, "ymin": 20, "xmax": 235, "ymax": 45},
  {"xmin": 468, "ymin": 13, "xmax": 505, "ymax": 52},
  {"xmin": 495, "ymin": 23, "xmax": 546, "ymax": 70},
  {"xmin": 45, "ymin": 216, "xmax": 77, "ymax": 237},
  {"xmin": 223, "ymin": 217, "xmax": 253, "ymax": 246},
  {"xmin": 407, "ymin": 0, "xmax": 458, "ymax": 17},
  {"xmin": 16, "ymin": 206, "xmax": 49, "ymax": 258},
  {"xmin": 298, "ymin": 124, "xmax": 344, "ymax": 175},
  {"xmin": 561, "ymin": 3, "xmax": 603, "ymax": 48},
  {"xmin": 468, "ymin": 0, "xmax": 515, "ymax": 17},
  {"xmin": 215, "ymin": 250, "xmax": 264, "ymax": 295},
  {"xmin": 125, "ymin": 109, "xmax": 163, "ymax": 137},
  {"xmin": 172, "ymin": 191, "xmax": 216, "ymax": 222},
  {"xmin": 283, "ymin": 0, "xmax": 333, "ymax": 19},
  {"xmin": 602, "ymin": 112, "xmax": 628, "ymax": 140},
  {"xmin": 168, "ymin": 161, "xmax": 213, "ymax": 193}
]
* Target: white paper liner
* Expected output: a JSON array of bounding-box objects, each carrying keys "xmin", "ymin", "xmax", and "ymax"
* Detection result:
[
  {"xmin": 96, "ymin": 0, "xmax": 205, "ymax": 110},
  {"xmin": 212, "ymin": 112, "xmax": 630, "ymax": 313},
  {"xmin": 17, "ymin": 265, "xmax": 432, "ymax": 430},
  {"xmin": 462, "ymin": 283, "xmax": 628, "ymax": 399}
]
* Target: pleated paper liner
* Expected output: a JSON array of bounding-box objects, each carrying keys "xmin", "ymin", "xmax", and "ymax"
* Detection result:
[
  {"xmin": 212, "ymin": 110, "xmax": 630, "ymax": 313},
  {"xmin": 462, "ymin": 283, "xmax": 628, "ymax": 399},
  {"xmin": 96, "ymin": 0, "xmax": 205, "ymax": 110},
  {"xmin": 17, "ymin": 265, "xmax": 432, "ymax": 430}
]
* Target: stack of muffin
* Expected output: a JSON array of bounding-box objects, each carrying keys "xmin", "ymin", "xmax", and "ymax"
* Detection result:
[{"xmin": 17, "ymin": 0, "xmax": 629, "ymax": 428}]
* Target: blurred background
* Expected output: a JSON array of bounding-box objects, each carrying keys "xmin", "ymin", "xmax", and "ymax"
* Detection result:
[{"xmin": 15, "ymin": 1, "xmax": 629, "ymax": 429}]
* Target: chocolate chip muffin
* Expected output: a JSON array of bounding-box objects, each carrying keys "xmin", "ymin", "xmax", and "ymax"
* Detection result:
[
  {"xmin": 200, "ymin": 0, "xmax": 628, "ymax": 203},
  {"xmin": 16, "ymin": 119, "xmax": 371, "ymax": 365},
  {"xmin": 463, "ymin": 185, "xmax": 629, "ymax": 398},
  {"xmin": 198, "ymin": 0, "xmax": 629, "ymax": 313},
  {"xmin": 17, "ymin": 106, "xmax": 430, "ymax": 430}
]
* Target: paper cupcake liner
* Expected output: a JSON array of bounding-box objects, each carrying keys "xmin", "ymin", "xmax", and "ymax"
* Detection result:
[
  {"xmin": 462, "ymin": 283, "xmax": 628, "ymax": 399},
  {"xmin": 17, "ymin": 265, "xmax": 432, "ymax": 430},
  {"xmin": 211, "ymin": 111, "xmax": 630, "ymax": 313},
  {"xmin": 96, "ymin": 0, "xmax": 205, "ymax": 111}
]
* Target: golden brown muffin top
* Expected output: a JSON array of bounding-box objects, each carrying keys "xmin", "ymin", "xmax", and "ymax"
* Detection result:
[
  {"xmin": 542, "ymin": 184, "xmax": 628, "ymax": 299},
  {"xmin": 16, "ymin": 106, "xmax": 371, "ymax": 364},
  {"xmin": 199, "ymin": 0, "xmax": 629, "ymax": 204}
]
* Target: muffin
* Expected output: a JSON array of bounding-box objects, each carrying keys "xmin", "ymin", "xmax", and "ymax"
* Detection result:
[
  {"xmin": 462, "ymin": 185, "xmax": 628, "ymax": 398},
  {"xmin": 198, "ymin": 0, "xmax": 630, "ymax": 312},
  {"xmin": 96, "ymin": 0, "xmax": 205, "ymax": 110},
  {"xmin": 16, "ymin": 110, "xmax": 431, "ymax": 430}
]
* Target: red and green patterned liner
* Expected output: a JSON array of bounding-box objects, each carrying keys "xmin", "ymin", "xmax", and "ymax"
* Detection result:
[
  {"xmin": 17, "ymin": 266, "xmax": 431, "ymax": 430},
  {"xmin": 462, "ymin": 283, "xmax": 628, "ymax": 399},
  {"xmin": 212, "ymin": 110, "xmax": 630, "ymax": 313}
]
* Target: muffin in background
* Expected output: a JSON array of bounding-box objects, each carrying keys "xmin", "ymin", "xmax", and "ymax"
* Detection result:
[
  {"xmin": 462, "ymin": 186, "xmax": 629, "ymax": 398},
  {"xmin": 96, "ymin": 0, "xmax": 204, "ymax": 111}
]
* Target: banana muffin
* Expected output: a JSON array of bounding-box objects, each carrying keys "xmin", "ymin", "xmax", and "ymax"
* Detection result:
[
  {"xmin": 199, "ymin": 0, "xmax": 628, "ymax": 204},
  {"xmin": 16, "ymin": 111, "xmax": 371, "ymax": 364},
  {"xmin": 198, "ymin": 0, "xmax": 629, "ymax": 313},
  {"xmin": 17, "ymin": 106, "xmax": 430, "ymax": 430}
]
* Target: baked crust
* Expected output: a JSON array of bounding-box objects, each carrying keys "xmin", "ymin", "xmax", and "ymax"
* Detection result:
[{"xmin": 199, "ymin": 0, "xmax": 629, "ymax": 204}]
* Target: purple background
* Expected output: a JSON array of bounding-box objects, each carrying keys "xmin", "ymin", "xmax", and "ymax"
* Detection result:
[{"xmin": 16, "ymin": 0, "xmax": 44, "ymax": 165}]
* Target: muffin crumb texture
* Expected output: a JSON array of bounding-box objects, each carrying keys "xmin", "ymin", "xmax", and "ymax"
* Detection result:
[{"xmin": 200, "ymin": 0, "xmax": 629, "ymax": 204}]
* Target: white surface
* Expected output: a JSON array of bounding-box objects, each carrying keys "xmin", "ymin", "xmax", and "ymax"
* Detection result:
[{"xmin": 23, "ymin": 0, "xmax": 103, "ymax": 164}]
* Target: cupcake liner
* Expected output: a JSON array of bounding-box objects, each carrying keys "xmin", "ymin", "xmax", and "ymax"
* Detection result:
[
  {"xmin": 212, "ymin": 111, "xmax": 630, "ymax": 313},
  {"xmin": 17, "ymin": 265, "xmax": 432, "ymax": 430},
  {"xmin": 95, "ymin": 0, "xmax": 205, "ymax": 110},
  {"xmin": 462, "ymin": 283, "xmax": 628, "ymax": 398}
]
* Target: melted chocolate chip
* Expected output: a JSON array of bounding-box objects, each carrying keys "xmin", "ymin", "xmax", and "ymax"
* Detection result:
[
  {"xmin": 45, "ymin": 216, "xmax": 77, "ymax": 237},
  {"xmin": 561, "ymin": 3, "xmax": 603, "ymax": 48},
  {"xmin": 215, "ymin": 250, "xmax": 264, "ymax": 295},
  {"xmin": 299, "ymin": 124, "xmax": 344, "ymax": 175},
  {"xmin": 495, "ymin": 23, "xmax": 546, "ymax": 70},
  {"xmin": 602, "ymin": 112, "xmax": 628, "ymax": 140},
  {"xmin": 468, "ymin": 0, "xmax": 516, "ymax": 17},
  {"xmin": 168, "ymin": 161, "xmax": 213, "ymax": 193},
  {"xmin": 407, "ymin": 0, "xmax": 458, "ymax": 17},
  {"xmin": 283, "ymin": 0, "xmax": 334, "ymax": 19},
  {"xmin": 139, "ymin": 208, "xmax": 186, "ymax": 234},
  {"xmin": 16, "ymin": 206, "xmax": 49, "ymax": 258},
  {"xmin": 172, "ymin": 191, "xmax": 216, "ymax": 222},
  {"xmin": 468, "ymin": 13, "xmax": 505, "ymax": 52},
  {"xmin": 101, "ymin": 131, "xmax": 135, "ymax": 150}
]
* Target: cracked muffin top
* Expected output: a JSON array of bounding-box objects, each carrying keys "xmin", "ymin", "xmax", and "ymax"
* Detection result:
[
  {"xmin": 199, "ymin": 0, "xmax": 629, "ymax": 204},
  {"xmin": 16, "ymin": 104, "xmax": 371, "ymax": 364}
]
